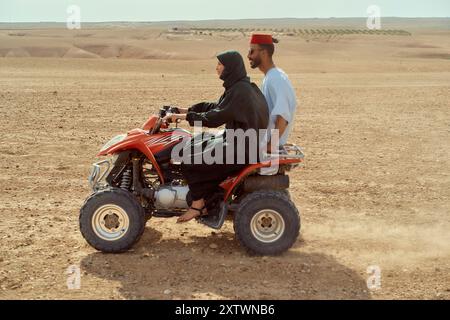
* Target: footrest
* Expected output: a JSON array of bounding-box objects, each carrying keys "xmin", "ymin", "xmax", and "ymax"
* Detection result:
[{"xmin": 152, "ymin": 210, "xmax": 183, "ymax": 218}]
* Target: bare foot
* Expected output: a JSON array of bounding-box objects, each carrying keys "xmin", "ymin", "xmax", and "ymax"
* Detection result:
[{"xmin": 177, "ymin": 206, "xmax": 208, "ymax": 223}]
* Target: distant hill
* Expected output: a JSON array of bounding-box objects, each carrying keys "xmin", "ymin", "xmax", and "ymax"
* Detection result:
[{"xmin": 1, "ymin": 17, "xmax": 449, "ymax": 30}]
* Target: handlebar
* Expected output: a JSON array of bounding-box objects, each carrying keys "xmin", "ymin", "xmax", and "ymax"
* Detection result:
[
  {"xmin": 160, "ymin": 105, "xmax": 180, "ymax": 118},
  {"xmin": 150, "ymin": 118, "xmax": 163, "ymax": 134},
  {"xmin": 150, "ymin": 106, "xmax": 181, "ymax": 134}
]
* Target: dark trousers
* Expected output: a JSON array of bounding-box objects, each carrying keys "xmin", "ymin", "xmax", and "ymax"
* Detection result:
[{"xmin": 181, "ymin": 163, "xmax": 247, "ymax": 201}]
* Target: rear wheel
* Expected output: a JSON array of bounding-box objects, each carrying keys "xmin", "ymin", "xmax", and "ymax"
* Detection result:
[
  {"xmin": 234, "ymin": 190, "xmax": 300, "ymax": 255},
  {"xmin": 79, "ymin": 188, "xmax": 146, "ymax": 253}
]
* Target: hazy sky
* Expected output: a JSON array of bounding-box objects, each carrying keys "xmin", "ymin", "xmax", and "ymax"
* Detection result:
[{"xmin": 1, "ymin": 0, "xmax": 449, "ymax": 22}]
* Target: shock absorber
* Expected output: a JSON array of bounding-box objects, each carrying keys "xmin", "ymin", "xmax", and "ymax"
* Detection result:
[{"xmin": 120, "ymin": 168, "xmax": 132, "ymax": 190}]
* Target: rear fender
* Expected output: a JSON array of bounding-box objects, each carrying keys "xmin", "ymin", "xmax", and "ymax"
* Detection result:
[{"xmin": 220, "ymin": 158, "xmax": 302, "ymax": 201}]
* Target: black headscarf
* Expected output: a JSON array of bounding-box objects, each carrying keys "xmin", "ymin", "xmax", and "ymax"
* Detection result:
[
  {"xmin": 184, "ymin": 49, "xmax": 270, "ymax": 168},
  {"xmin": 217, "ymin": 51, "xmax": 249, "ymax": 89}
]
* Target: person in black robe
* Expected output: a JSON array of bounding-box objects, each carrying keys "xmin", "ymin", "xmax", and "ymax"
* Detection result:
[{"xmin": 163, "ymin": 50, "xmax": 269, "ymax": 222}]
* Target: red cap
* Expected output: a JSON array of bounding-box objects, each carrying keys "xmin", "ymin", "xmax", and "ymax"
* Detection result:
[{"xmin": 250, "ymin": 34, "xmax": 274, "ymax": 45}]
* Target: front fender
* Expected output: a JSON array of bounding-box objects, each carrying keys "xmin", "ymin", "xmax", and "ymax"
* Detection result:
[{"xmin": 97, "ymin": 132, "xmax": 165, "ymax": 184}]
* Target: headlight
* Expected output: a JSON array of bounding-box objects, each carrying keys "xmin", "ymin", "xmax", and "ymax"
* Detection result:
[{"xmin": 100, "ymin": 134, "xmax": 127, "ymax": 153}]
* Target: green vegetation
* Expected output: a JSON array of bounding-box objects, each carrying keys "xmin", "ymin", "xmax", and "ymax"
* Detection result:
[{"xmin": 181, "ymin": 27, "xmax": 411, "ymax": 36}]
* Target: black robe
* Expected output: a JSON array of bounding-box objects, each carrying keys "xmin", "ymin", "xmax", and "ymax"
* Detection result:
[{"xmin": 181, "ymin": 51, "xmax": 269, "ymax": 201}]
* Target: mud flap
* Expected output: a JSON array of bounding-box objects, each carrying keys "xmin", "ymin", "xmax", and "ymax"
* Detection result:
[{"xmin": 198, "ymin": 202, "xmax": 228, "ymax": 229}]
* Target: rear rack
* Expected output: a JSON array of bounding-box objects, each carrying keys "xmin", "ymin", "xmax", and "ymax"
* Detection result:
[
  {"xmin": 263, "ymin": 143, "xmax": 305, "ymax": 160},
  {"xmin": 258, "ymin": 143, "xmax": 304, "ymax": 175},
  {"xmin": 279, "ymin": 143, "xmax": 305, "ymax": 159}
]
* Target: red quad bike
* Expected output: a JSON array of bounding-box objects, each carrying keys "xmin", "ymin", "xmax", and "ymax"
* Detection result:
[{"xmin": 80, "ymin": 106, "xmax": 304, "ymax": 255}]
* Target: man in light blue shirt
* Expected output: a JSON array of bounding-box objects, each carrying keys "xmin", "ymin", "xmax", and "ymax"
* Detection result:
[{"xmin": 247, "ymin": 34, "xmax": 297, "ymax": 151}]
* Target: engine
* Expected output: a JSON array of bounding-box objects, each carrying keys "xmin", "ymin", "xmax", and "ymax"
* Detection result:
[{"xmin": 154, "ymin": 185, "xmax": 190, "ymax": 210}]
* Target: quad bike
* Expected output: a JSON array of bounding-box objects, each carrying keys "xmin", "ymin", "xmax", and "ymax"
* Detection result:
[{"xmin": 79, "ymin": 106, "xmax": 304, "ymax": 255}]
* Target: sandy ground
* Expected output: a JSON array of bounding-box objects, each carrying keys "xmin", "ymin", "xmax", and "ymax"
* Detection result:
[{"xmin": 0, "ymin": 21, "xmax": 449, "ymax": 299}]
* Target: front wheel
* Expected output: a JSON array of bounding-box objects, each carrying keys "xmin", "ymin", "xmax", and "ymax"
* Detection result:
[
  {"xmin": 79, "ymin": 188, "xmax": 146, "ymax": 253},
  {"xmin": 234, "ymin": 190, "xmax": 300, "ymax": 255}
]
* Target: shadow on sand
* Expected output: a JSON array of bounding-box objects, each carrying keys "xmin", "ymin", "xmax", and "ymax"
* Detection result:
[{"xmin": 81, "ymin": 226, "xmax": 371, "ymax": 300}]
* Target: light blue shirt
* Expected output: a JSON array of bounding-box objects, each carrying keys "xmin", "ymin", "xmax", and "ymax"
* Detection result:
[{"xmin": 261, "ymin": 67, "xmax": 297, "ymax": 146}]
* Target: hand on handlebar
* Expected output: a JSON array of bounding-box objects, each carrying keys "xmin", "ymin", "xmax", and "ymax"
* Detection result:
[
  {"xmin": 168, "ymin": 106, "xmax": 180, "ymax": 114},
  {"xmin": 162, "ymin": 113, "xmax": 185, "ymax": 124},
  {"xmin": 170, "ymin": 106, "xmax": 189, "ymax": 114},
  {"xmin": 162, "ymin": 113, "xmax": 175, "ymax": 124}
]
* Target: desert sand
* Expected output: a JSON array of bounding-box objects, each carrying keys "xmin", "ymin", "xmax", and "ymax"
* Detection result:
[{"xmin": 0, "ymin": 18, "xmax": 449, "ymax": 299}]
